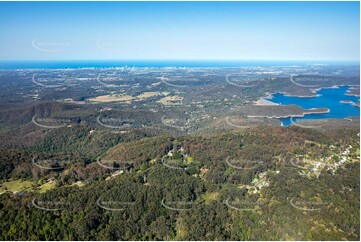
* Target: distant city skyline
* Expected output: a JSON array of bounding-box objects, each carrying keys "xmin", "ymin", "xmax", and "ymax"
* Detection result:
[{"xmin": 0, "ymin": 1, "xmax": 359, "ymax": 61}]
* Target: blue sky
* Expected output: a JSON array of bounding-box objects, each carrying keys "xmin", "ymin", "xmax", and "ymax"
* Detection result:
[{"xmin": 0, "ymin": 1, "xmax": 359, "ymax": 61}]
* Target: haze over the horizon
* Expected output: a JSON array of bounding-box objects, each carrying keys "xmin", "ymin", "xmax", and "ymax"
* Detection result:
[{"xmin": 0, "ymin": 1, "xmax": 359, "ymax": 61}]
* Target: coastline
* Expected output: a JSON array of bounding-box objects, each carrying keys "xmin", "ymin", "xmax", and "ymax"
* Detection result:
[
  {"xmin": 345, "ymin": 86, "xmax": 360, "ymax": 97},
  {"xmin": 346, "ymin": 93, "xmax": 360, "ymax": 97},
  {"xmin": 265, "ymin": 85, "xmax": 356, "ymax": 100}
]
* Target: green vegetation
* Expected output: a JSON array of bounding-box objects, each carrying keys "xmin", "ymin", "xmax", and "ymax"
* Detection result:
[
  {"xmin": 38, "ymin": 180, "xmax": 57, "ymax": 193},
  {"xmin": 0, "ymin": 179, "xmax": 34, "ymax": 194},
  {"xmin": 0, "ymin": 126, "xmax": 359, "ymax": 240},
  {"xmin": 0, "ymin": 66, "xmax": 359, "ymax": 240}
]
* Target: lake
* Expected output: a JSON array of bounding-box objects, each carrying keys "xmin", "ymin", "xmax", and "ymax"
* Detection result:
[{"xmin": 266, "ymin": 86, "xmax": 360, "ymax": 126}]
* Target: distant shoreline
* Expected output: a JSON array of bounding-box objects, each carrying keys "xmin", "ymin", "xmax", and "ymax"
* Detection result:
[
  {"xmin": 0, "ymin": 60, "xmax": 359, "ymax": 70},
  {"xmin": 264, "ymin": 85, "xmax": 359, "ymax": 100}
]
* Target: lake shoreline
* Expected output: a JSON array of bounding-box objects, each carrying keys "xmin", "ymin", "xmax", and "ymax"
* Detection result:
[
  {"xmin": 265, "ymin": 85, "xmax": 359, "ymax": 126},
  {"xmin": 265, "ymin": 84, "xmax": 358, "ymax": 100}
]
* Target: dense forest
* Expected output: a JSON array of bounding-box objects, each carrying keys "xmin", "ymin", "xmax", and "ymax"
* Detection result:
[
  {"xmin": 0, "ymin": 70, "xmax": 359, "ymax": 240},
  {"xmin": 0, "ymin": 2, "xmax": 360, "ymax": 240},
  {"xmin": 0, "ymin": 124, "xmax": 359, "ymax": 240}
]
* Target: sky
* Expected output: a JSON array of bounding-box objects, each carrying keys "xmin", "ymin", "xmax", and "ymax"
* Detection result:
[{"xmin": 0, "ymin": 1, "xmax": 359, "ymax": 61}]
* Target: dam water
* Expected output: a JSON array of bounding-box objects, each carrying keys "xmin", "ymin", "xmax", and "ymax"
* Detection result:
[{"xmin": 266, "ymin": 86, "xmax": 360, "ymax": 126}]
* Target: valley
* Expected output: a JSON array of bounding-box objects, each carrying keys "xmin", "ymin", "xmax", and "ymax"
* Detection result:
[{"xmin": 0, "ymin": 63, "xmax": 359, "ymax": 240}]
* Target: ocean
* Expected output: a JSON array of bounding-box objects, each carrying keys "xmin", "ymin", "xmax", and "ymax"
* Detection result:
[{"xmin": 0, "ymin": 60, "xmax": 355, "ymax": 69}]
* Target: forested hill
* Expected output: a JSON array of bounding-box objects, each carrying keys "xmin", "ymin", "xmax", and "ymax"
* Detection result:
[{"xmin": 0, "ymin": 126, "xmax": 359, "ymax": 240}]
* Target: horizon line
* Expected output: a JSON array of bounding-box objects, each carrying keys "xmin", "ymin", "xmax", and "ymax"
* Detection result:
[{"xmin": 0, "ymin": 59, "xmax": 359, "ymax": 62}]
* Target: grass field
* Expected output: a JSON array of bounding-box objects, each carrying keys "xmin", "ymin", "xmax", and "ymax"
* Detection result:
[
  {"xmin": 38, "ymin": 180, "xmax": 57, "ymax": 193},
  {"xmin": 0, "ymin": 179, "xmax": 58, "ymax": 194},
  {"xmin": 0, "ymin": 180, "xmax": 34, "ymax": 194}
]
